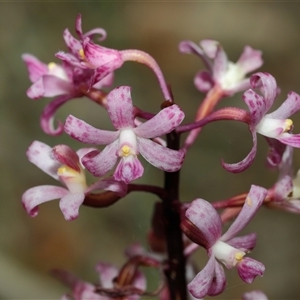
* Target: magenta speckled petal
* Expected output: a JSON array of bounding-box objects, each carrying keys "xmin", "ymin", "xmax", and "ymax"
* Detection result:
[
  {"xmin": 185, "ymin": 199, "xmax": 222, "ymax": 249},
  {"xmin": 134, "ymin": 105, "xmax": 184, "ymax": 139},
  {"xmin": 237, "ymin": 257, "xmax": 265, "ymax": 284},
  {"xmin": 52, "ymin": 145, "xmax": 80, "ymax": 172},
  {"xmin": 268, "ymin": 91, "xmax": 300, "ymax": 119},
  {"xmin": 137, "ymin": 137, "xmax": 185, "ymax": 172},
  {"xmin": 227, "ymin": 233, "xmax": 257, "ymax": 251},
  {"xmin": 64, "ymin": 115, "xmax": 119, "ymax": 144},
  {"xmin": 82, "ymin": 140, "xmax": 119, "ymax": 177},
  {"xmin": 114, "ymin": 156, "xmax": 144, "ymax": 183},
  {"xmin": 207, "ymin": 262, "xmax": 226, "ymax": 296},
  {"xmin": 106, "ymin": 86, "xmax": 135, "ymax": 129},
  {"xmin": 188, "ymin": 255, "xmax": 217, "ymax": 299}
]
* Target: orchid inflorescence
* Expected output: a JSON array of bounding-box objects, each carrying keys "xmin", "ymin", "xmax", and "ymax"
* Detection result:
[{"xmin": 21, "ymin": 14, "xmax": 300, "ymax": 299}]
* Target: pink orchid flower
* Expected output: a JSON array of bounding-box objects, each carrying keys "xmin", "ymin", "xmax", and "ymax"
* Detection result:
[
  {"xmin": 179, "ymin": 39, "xmax": 263, "ymax": 96},
  {"xmin": 182, "ymin": 185, "xmax": 267, "ymax": 299},
  {"xmin": 56, "ymin": 14, "xmax": 123, "ymax": 88},
  {"xmin": 22, "ymin": 141, "xmax": 126, "ymax": 221},
  {"xmin": 64, "ymin": 86, "xmax": 185, "ymax": 183},
  {"xmin": 223, "ymin": 72, "xmax": 300, "ymax": 173}
]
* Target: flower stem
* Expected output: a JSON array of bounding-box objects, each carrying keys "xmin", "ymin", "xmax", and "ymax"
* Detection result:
[{"xmin": 162, "ymin": 130, "xmax": 187, "ymax": 300}]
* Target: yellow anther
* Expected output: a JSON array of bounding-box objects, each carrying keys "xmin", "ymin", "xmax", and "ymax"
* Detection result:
[
  {"xmin": 48, "ymin": 62, "xmax": 57, "ymax": 70},
  {"xmin": 57, "ymin": 166, "xmax": 78, "ymax": 177},
  {"xmin": 79, "ymin": 48, "xmax": 85, "ymax": 60},
  {"xmin": 235, "ymin": 252, "xmax": 245, "ymax": 261},
  {"xmin": 284, "ymin": 119, "xmax": 293, "ymax": 132},
  {"xmin": 121, "ymin": 145, "xmax": 131, "ymax": 157}
]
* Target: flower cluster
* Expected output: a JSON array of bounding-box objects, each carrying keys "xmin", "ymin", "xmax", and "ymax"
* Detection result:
[{"xmin": 21, "ymin": 14, "xmax": 300, "ymax": 300}]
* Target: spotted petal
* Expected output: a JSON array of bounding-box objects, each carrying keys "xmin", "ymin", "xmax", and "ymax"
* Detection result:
[
  {"xmin": 185, "ymin": 199, "xmax": 222, "ymax": 249},
  {"xmin": 137, "ymin": 137, "xmax": 185, "ymax": 173},
  {"xmin": 134, "ymin": 105, "xmax": 184, "ymax": 139},
  {"xmin": 267, "ymin": 91, "xmax": 300, "ymax": 119},
  {"xmin": 64, "ymin": 115, "xmax": 119, "ymax": 144},
  {"xmin": 188, "ymin": 255, "xmax": 217, "ymax": 299},
  {"xmin": 106, "ymin": 86, "xmax": 135, "ymax": 129},
  {"xmin": 82, "ymin": 140, "xmax": 119, "ymax": 177}
]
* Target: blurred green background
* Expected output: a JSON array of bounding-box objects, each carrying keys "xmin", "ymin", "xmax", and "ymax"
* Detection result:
[{"xmin": 1, "ymin": 1, "xmax": 300, "ymax": 299}]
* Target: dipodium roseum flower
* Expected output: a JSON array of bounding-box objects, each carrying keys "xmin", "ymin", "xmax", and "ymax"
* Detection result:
[
  {"xmin": 179, "ymin": 39, "xmax": 263, "ymax": 96},
  {"xmin": 223, "ymin": 72, "xmax": 300, "ymax": 173},
  {"xmin": 181, "ymin": 185, "xmax": 267, "ymax": 299},
  {"xmin": 22, "ymin": 53, "xmax": 113, "ymax": 135},
  {"xmin": 56, "ymin": 14, "xmax": 123, "ymax": 88},
  {"xmin": 22, "ymin": 141, "xmax": 126, "ymax": 221},
  {"xmin": 64, "ymin": 86, "xmax": 185, "ymax": 183}
]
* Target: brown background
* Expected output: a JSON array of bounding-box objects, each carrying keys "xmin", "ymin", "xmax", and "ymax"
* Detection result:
[{"xmin": 1, "ymin": 1, "xmax": 300, "ymax": 299}]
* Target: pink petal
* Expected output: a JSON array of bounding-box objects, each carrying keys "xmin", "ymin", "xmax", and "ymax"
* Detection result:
[
  {"xmin": 221, "ymin": 185, "xmax": 267, "ymax": 242},
  {"xmin": 178, "ymin": 40, "xmax": 212, "ymax": 70},
  {"xmin": 114, "ymin": 156, "xmax": 144, "ymax": 183},
  {"xmin": 82, "ymin": 140, "xmax": 119, "ymax": 177},
  {"xmin": 250, "ymin": 72, "xmax": 277, "ymax": 112},
  {"xmin": 86, "ymin": 178, "xmax": 127, "ymax": 197},
  {"xmin": 55, "ymin": 51, "xmax": 84, "ymax": 68},
  {"xmin": 236, "ymin": 46, "xmax": 263, "ymax": 74},
  {"xmin": 237, "ymin": 257, "xmax": 265, "ymax": 284},
  {"xmin": 188, "ymin": 255, "xmax": 217, "ymax": 299},
  {"xmin": 222, "ymin": 128, "xmax": 257, "ymax": 173},
  {"xmin": 26, "ymin": 140, "xmax": 60, "ymax": 179},
  {"xmin": 95, "ymin": 263, "xmax": 119, "ymax": 289},
  {"xmin": 227, "ymin": 233, "xmax": 257, "ymax": 251},
  {"xmin": 40, "ymin": 75, "xmax": 73, "ymax": 97},
  {"xmin": 22, "ymin": 54, "xmax": 48, "ymax": 83},
  {"xmin": 134, "ymin": 105, "xmax": 184, "ymax": 139},
  {"xmin": 212, "ymin": 45, "xmax": 228, "ymax": 82},
  {"xmin": 64, "ymin": 115, "xmax": 119, "ymax": 144},
  {"xmin": 22, "ymin": 185, "xmax": 69, "ymax": 217},
  {"xmin": 278, "ymin": 133, "xmax": 300, "ymax": 148},
  {"xmin": 194, "ymin": 70, "xmax": 214, "ymax": 93},
  {"xmin": 137, "ymin": 138, "xmax": 185, "ymax": 172},
  {"xmin": 268, "ymin": 91, "xmax": 300, "ymax": 119},
  {"xmin": 265, "ymin": 138, "xmax": 287, "ymax": 168},
  {"xmin": 59, "ymin": 192, "xmax": 85, "ymax": 221},
  {"xmin": 52, "ymin": 145, "xmax": 80, "ymax": 172},
  {"xmin": 63, "ymin": 28, "xmax": 82, "ymax": 56},
  {"xmin": 83, "ymin": 38, "xmax": 123, "ymax": 69},
  {"xmin": 40, "ymin": 94, "xmax": 75, "ymax": 136},
  {"xmin": 243, "ymin": 89, "xmax": 268, "ymax": 126},
  {"xmin": 106, "ymin": 86, "xmax": 135, "ymax": 129},
  {"xmin": 199, "ymin": 39, "xmax": 219, "ymax": 59},
  {"xmin": 185, "ymin": 199, "xmax": 222, "ymax": 249},
  {"xmin": 207, "ymin": 261, "xmax": 226, "ymax": 296},
  {"xmin": 274, "ymin": 175, "xmax": 293, "ymax": 202}
]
